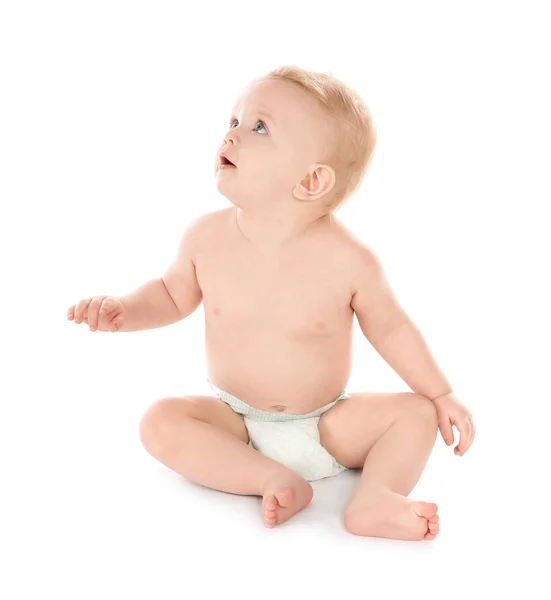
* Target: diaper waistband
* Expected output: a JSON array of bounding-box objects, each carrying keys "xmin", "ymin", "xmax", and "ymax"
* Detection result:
[{"xmin": 206, "ymin": 378, "xmax": 351, "ymax": 422}]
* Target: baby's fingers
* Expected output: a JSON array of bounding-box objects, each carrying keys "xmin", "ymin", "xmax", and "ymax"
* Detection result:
[
  {"xmin": 87, "ymin": 297, "xmax": 105, "ymax": 331},
  {"xmin": 73, "ymin": 298, "xmax": 91, "ymax": 324},
  {"xmin": 98, "ymin": 296, "xmax": 120, "ymax": 318},
  {"xmin": 67, "ymin": 305, "xmax": 75, "ymax": 320},
  {"xmin": 463, "ymin": 416, "xmax": 476, "ymax": 453},
  {"xmin": 109, "ymin": 315, "xmax": 123, "ymax": 332},
  {"xmin": 469, "ymin": 418, "xmax": 476, "ymax": 449},
  {"xmin": 454, "ymin": 418, "xmax": 472, "ymax": 456},
  {"xmin": 99, "ymin": 298, "xmax": 123, "ymax": 331},
  {"xmin": 437, "ymin": 412, "xmax": 454, "ymax": 447}
]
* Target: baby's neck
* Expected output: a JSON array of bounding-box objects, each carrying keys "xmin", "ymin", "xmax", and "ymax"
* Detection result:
[{"xmin": 233, "ymin": 207, "xmax": 331, "ymax": 254}]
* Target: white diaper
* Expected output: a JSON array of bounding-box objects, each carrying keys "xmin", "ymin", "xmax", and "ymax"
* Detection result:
[
  {"xmin": 243, "ymin": 416, "xmax": 347, "ymax": 482},
  {"xmin": 207, "ymin": 379, "xmax": 350, "ymax": 482}
]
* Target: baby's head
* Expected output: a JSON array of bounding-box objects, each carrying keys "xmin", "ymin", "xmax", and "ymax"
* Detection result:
[{"xmin": 215, "ymin": 66, "xmax": 377, "ymax": 216}]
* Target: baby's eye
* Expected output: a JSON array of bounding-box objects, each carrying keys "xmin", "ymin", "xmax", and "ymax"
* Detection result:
[
  {"xmin": 229, "ymin": 119, "xmax": 267, "ymax": 134},
  {"xmin": 253, "ymin": 121, "xmax": 267, "ymax": 134}
]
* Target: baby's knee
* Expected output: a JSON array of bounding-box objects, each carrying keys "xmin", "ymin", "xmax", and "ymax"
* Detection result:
[
  {"xmin": 403, "ymin": 394, "xmax": 438, "ymax": 427},
  {"xmin": 138, "ymin": 396, "xmax": 197, "ymax": 447}
]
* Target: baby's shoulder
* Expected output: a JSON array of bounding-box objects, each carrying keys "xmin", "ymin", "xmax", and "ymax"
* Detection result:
[
  {"xmin": 327, "ymin": 217, "xmax": 374, "ymax": 258},
  {"xmin": 324, "ymin": 218, "xmax": 381, "ymax": 284},
  {"xmin": 184, "ymin": 208, "xmax": 232, "ymax": 241},
  {"xmin": 188, "ymin": 207, "xmax": 230, "ymax": 228}
]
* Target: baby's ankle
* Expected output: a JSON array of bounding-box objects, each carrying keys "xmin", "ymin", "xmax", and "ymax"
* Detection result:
[{"xmin": 261, "ymin": 467, "xmax": 309, "ymax": 495}]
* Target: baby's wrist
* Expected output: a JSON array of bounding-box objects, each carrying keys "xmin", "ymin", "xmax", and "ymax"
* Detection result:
[{"xmin": 428, "ymin": 390, "xmax": 453, "ymax": 402}]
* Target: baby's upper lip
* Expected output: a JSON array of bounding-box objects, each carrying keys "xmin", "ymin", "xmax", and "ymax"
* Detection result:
[{"xmin": 220, "ymin": 150, "xmax": 236, "ymax": 166}]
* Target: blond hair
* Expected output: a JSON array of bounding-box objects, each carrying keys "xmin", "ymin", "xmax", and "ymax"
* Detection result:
[{"xmin": 262, "ymin": 65, "xmax": 377, "ymax": 211}]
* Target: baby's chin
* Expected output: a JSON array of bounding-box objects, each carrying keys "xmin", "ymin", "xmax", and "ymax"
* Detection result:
[
  {"xmin": 215, "ymin": 169, "xmax": 292, "ymax": 206},
  {"xmin": 216, "ymin": 190, "xmax": 278, "ymax": 211}
]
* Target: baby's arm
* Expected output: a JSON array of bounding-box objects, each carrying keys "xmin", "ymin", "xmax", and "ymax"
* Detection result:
[
  {"xmin": 68, "ymin": 219, "xmax": 203, "ymax": 332},
  {"xmin": 118, "ymin": 219, "xmax": 203, "ymax": 332},
  {"xmin": 351, "ymin": 245, "xmax": 452, "ymax": 400}
]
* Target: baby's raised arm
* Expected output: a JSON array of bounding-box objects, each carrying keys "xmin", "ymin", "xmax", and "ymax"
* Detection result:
[{"xmin": 67, "ymin": 218, "xmax": 203, "ymax": 333}]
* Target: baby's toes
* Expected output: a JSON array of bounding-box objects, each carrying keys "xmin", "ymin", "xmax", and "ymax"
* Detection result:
[
  {"xmin": 265, "ymin": 514, "xmax": 277, "ymax": 527},
  {"xmin": 423, "ymin": 513, "xmax": 440, "ymax": 540},
  {"xmin": 265, "ymin": 495, "xmax": 277, "ymax": 510},
  {"xmin": 263, "ymin": 495, "xmax": 278, "ymax": 527},
  {"xmin": 428, "ymin": 520, "xmax": 440, "ymax": 534}
]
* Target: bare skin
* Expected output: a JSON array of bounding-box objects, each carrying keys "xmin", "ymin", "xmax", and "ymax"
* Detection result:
[
  {"xmin": 74, "ymin": 203, "xmax": 442, "ymax": 537},
  {"xmin": 195, "ymin": 206, "xmax": 355, "ymax": 528},
  {"xmin": 191, "ymin": 207, "xmax": 439, "ymax": 538},
  {"xmin": 200, "ymin": 208, "xmax": 355, "ymax": 416},
  {"xmin": 76, "ymin": 77, "xmax": 444, "ymax": 539}
]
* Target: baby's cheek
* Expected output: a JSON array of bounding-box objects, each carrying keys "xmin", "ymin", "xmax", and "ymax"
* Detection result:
[{"xmin": 251, "ymin": 167, "xmax": 278, "ymax": 187}]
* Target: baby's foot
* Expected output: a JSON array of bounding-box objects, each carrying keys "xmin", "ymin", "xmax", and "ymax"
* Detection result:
[
  {"xmin": 344, "ymin": 489, "xmax": 440, "ymax": 541},
  {"xmin": 261, "ymin": 470, "xmax": 314, "ymax": 528}
]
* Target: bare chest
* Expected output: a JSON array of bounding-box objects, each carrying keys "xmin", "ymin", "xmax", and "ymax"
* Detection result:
[{"xmin": 195, "ymin": 230, "xmax": 354, "ymax": 339}]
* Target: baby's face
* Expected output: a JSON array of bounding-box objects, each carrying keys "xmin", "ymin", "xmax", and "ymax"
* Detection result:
[{"xmin": 215, "ymin": 78, "xmax": 331, "ymax": 210}]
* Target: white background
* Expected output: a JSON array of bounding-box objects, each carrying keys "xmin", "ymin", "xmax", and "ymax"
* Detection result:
[{"xmin": 1, "ymin": 0, "xmax": 549, "ymax": 598}]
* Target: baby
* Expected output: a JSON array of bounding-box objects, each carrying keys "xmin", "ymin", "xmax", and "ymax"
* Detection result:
[{"xmin": 67, "ymin": 66, "xmax": 475, "ymax": 541}]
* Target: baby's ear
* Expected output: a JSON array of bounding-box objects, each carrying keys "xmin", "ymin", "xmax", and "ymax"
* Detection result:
[{"xmin": 293, "ymin": 164, "xmax": 335, "ymax": 202}]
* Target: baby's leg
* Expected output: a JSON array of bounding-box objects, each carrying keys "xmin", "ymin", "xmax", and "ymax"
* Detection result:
[
  {"xmin": 139, "ymin": 396, "xmax": 313, "ymax": 527},
  {"xmin": 319, "ymin": 392, "xmax": 440, "ymax": 540}
]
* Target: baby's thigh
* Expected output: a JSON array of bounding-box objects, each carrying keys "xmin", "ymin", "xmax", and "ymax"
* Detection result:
[
  {"xmin": 139, "ymin": 395, "xmax": 249, "ymax": 445},
  {"xmin": 318, "ymin": 392, "xmax": 423, "ymax": 469}
]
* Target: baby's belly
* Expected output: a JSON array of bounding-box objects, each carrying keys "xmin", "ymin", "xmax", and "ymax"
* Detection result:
[{"xmin": 205, "ymin": 327, "xmax": 353, "ymax": 414}]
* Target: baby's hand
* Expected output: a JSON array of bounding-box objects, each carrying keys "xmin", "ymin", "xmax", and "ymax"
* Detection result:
[
  {"xmin": 432, "ymin": 392, "xmax": 476, "ymax": 456},
  {"xmin": 67, "ymin": 296, "xmax": 125, "ymax": 332}
]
